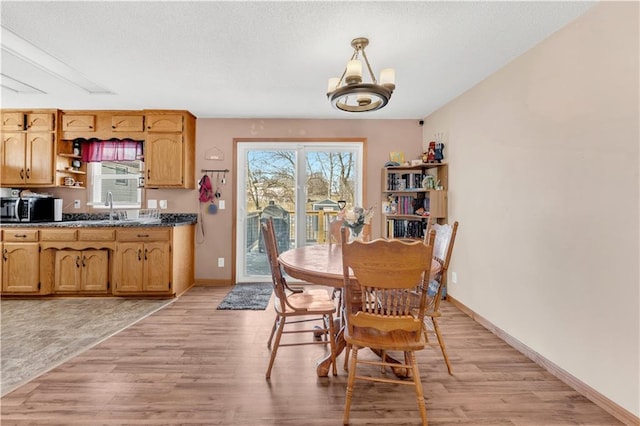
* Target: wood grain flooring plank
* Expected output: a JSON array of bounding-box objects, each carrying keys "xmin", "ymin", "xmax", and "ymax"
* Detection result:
[{"xmin": 1, "ymin": 286, "xmax": 624, "ymax": 425}]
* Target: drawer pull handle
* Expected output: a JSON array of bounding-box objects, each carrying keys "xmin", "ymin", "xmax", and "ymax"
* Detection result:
[
  {"xmin": 14, "ymin": 234, "xmax": 27, "ymax": 238},
  {"xmin": 20, "ymin": 169, "xmax": 24, "ymax": 179},
  {"xmin": 82, "ymin": 256, "xmax": 86, "ymax": 267},
  {"xmin": 26, "ymin": 168, "xmax": 30, "ymax": 179},
  {"xmin": 76, "ymin": 256, "xmax": 81, "ymax": 268},
  {"xmin": 144, "ymin": 248, "xmax": 148, "ymax": 260},
  {"xmin": 137, "ymin": 234, "xmax": 149, "ymax": 238},
  {"xmin": 2, "ymin": 249, "xmax": 7, "ymax": 261},
  {"xmin": 137, "ymin": 249, "xmax": 142, "ymax": 261}
]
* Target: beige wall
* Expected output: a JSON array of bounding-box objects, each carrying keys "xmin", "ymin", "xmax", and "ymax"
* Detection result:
[
  {"xmin": 174, "ymin": 119, "xmax": 423, "ymax": 282},
  {"xmin": 421, "ymin": 2, "xmax": 638, "ymax": 417}
]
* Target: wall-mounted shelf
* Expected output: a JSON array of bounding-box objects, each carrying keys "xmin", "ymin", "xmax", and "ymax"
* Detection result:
[{"xmin": 56, "ymin": 169, "xmax": 86, "ymax": 175}]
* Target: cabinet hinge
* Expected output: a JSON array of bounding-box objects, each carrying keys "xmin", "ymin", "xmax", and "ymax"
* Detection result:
[
  {"xmin": 38, "ymin": 282, "xmax": 41, "ymax": 290},
  {"xmin": 168, "ymin": 282, "xmax": 171, "ymax": 289},
  {"xmin": 107, "ymin": 281, "xmax": 110, "ymax": 289},
  {"xmin": 39, "ymin": 246, "xmax": 42, "ymax": 252}
]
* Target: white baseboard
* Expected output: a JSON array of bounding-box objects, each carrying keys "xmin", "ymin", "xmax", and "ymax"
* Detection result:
[{"xmin": 447, "ymin": 295, "xmax": 639, "ymax": 426}]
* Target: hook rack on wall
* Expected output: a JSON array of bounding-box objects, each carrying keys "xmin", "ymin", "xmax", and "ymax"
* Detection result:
[
  {"xmin": 201, "ymin": 169, "xmax": 229, "ymax": 173},
  {"xmin": 201, "ymin": 169, "xmax": 229, "ymax": 184}
]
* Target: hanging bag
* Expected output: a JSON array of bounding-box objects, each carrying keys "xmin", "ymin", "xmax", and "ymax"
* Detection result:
[{"xmin": 198, "ymin": 174, "xmax": 214, "ymax": 203}]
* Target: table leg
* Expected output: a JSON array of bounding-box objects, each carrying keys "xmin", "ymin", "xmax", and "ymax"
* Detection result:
[
  {"xmin": 316, "ymin": 324, "xmax": 345, "ymax": 377},
  {"xmin": 370, "ymin": 349, "xmax": 409, "ymax": 378}
]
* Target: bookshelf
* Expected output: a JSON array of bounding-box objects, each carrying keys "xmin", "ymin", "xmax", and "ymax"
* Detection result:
[{"xmin": 381, "ymin": 163, "xmax": 448, "ymax": 239}]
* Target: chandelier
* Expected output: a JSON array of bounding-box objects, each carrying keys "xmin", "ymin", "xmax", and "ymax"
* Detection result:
[{"xmin": 327, "ymin": 37, "xmax": 395, "ymax": 113}]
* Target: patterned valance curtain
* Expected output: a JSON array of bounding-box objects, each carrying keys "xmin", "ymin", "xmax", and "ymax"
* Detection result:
[{"xmin": 78, "ymin": 138, "xmax": 143, "ymax": 163}]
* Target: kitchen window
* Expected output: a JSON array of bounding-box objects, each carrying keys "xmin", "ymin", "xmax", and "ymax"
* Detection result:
[{"xmin": 87, "ymin": 160, "xmax": 143, "ymax": 209}]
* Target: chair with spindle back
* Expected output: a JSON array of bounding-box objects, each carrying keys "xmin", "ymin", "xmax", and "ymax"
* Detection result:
[
  {"xmin": 261, "ymin": 217, "xmax": 338, "ymax": 379},
  {"xmin": 422, "ymin": 220, "xmax": 459, "ymax": 375},
  {"xmin": 340, "ymin": 228, "xmax": 434, "ymax": 425}
]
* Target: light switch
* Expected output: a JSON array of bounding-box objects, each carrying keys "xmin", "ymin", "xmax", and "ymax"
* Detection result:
[
  {"xmin": 147, "ymin": 199, "xmax": 157, "ymax": 209},
  {"xmin": 159, "ymin": 200, "xmax": 167, "ymax": 209},
  {"xmin": 219, "ymin": 200, "xmax": 225, "ymax": 210}
]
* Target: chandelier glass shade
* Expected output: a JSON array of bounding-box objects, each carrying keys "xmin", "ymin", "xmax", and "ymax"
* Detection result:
[{"xmin": 327, "ymin": 37, "xmax": 395, "ymax": 112}]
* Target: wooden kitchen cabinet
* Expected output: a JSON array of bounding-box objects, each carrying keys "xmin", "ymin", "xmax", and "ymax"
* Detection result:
[
  {"xmin": 2, "ymin": 111, "xmax": 54, "ymax": 132},
  {"xmin": 54, "ymin": 249, "xmax": 109, "ymax": 293},
  {"xmin": 113, "ymin": 225, "xmax": 194, "ymax": 296},
  {"xmin": 61, "ymin": 114, "xmax": 95, "ymax": 132},
  {"xmin": 1, "ymin": 110, "xmax": 57, "ymax": 187},
  {"xmin": 114, "ymin": 228, "xmax": 172, "ymax": 294},
  {"xmin": 144, "ymin": 110, "xmax": 195, "ymax": 189},
  {"xmin": 2, "ymin": 229, "xmax": 41, "ymax": 294},
  {"xmin": 111, "ymin": 114, "xmax": 144, "ymax": 132}
]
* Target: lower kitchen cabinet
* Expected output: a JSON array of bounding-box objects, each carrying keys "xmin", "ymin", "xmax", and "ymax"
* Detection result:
[
  {"xmin": 1, "ymin": 223, "xmax": 194, "ymax": 298},
  {"xmin": 54, "ymin": 249, "xmax": 109, "ymax": 293},
  {"xmin": 113, "ymin": 241, "xmax": 171, "ymax": 293},
  {"xmin": 2, "ymin": 229, "xmax": 41, "ymax": 294},
  {"xmin": 2, "ymin": 242, "xmax": 40, "ymax": 293}
]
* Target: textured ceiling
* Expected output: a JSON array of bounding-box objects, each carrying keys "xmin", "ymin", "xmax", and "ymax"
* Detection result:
[{"xmin": 0, "ymin": 1, "xmax": 595, "ymax": 119}]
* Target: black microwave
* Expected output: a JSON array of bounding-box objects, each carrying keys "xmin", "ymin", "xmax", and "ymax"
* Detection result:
[{"xmin": 0, "ymin": 197, "xmax": 55, "ymax": 223}]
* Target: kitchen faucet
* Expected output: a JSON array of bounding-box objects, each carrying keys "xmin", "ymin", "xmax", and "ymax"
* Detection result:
[{"xmin": 105, "ymin": 191, "xmax": 114, "ymax": 221}]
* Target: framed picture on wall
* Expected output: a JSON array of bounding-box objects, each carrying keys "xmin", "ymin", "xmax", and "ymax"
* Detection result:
[{"xmin": 389, "ymin": 152, "xmax": 405, "ymax": 164}]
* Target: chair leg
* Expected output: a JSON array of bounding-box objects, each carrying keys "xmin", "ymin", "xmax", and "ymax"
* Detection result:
[
  {"xmin": 267, "ymin": 315, "xmax": 278, "ymax": 349},
  {"xmin": 343, "ymin": 346, "xmax": 358, "ymax": 425},
  {"xmin": 432, "ymin": 317, "xmax": 453, "ymax": 375},
  {"xmin": 266, "ymin": 315, "xmax": 285, "ymax": 379},
  {"xmin": 343, "ymin": 343, "xmax": 351, "ymax": 371},
  {"xmin": 328, "ymin": 313, "xmax": 338, "ymax": 376},
  {"xmin": 407, "ymin": 351, "xmax": 428, "ymax": 426}
]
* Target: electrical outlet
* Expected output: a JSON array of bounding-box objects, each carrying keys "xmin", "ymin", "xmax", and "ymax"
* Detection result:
[
  {"xmin": 451, "ymin": 272, "xmax": 458, "ymax": 284},
  {"xmin": 218, "ymin": 258, "xmax": 224, "ymax": 267},
  {"xmin": 74, "ymin": 200, "xmax": 81, "ymax": 209},
  {"xmin": 219, "ymin": 200, "xmax": 225, "ymax": 210},
  {"xmin": 159, "ymin": 200, "xmax": 167, "ymax": 209},
  {"xmin": 147, "ymin": 199, "xmax": 157, "ymax": 209}
]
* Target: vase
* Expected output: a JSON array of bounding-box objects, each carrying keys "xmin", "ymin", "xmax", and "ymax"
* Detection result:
[{"xmin": 349, "ymin": 226, "xmax": 364, "ymax": 242}]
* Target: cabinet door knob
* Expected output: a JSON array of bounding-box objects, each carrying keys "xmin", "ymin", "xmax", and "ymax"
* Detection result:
[
  {"xmin": 144, "ymin": 248, "xmax": 148, "ymax": 260},
  {"xmin": 26, "ymin": 168, "xmax": 30, "ymax": 179},
  {"xmin": 20, "ymin": 169, "xmax": 24, "ymax": 179},
  {"xmin": 137, "ymin": 249, "xmax": 142, "ymax": 261}
]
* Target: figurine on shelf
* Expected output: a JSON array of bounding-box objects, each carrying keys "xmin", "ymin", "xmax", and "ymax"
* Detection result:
[
  {"xmin": 427, "ymin": 141, "xmax": 436, "ymax": 163},
  {"xmin": 72, "ymin": 140, "xmax": 82, "ymax": 157},
  {"xmin": 434, "ymin": 142, "xmax": 445, "ymax": 163}
]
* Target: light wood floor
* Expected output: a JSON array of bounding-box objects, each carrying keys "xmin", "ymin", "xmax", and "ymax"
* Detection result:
[{"xmin": 1, "ymin": 286, "xmax": 622, "ymax": 425}]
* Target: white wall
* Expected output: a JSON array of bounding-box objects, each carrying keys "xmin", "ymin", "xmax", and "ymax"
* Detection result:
[{"xmin": 422, "ymin": 2, "xmax": 639, "ymax": 417}]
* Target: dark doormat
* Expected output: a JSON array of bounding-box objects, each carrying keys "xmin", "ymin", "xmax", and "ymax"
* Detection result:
[{"xmin": 217, "ymin": 283, "xmax": 273, "ymax": 310}]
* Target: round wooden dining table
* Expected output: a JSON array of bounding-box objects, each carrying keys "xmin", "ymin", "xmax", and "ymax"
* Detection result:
[{"xmin": 278, "ymin": 243, "xmax": 441, "ymax": 377}]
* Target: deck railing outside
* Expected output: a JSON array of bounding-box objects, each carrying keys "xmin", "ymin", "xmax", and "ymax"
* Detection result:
[{"xmin": 246, "ymin": 209, "xmax": 341, "ymax": 250}]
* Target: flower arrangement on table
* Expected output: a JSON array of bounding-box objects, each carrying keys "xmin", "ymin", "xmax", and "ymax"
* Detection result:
[{"xmin": 340, "ymin": 206, "xmax": 375, "ymax": 240}]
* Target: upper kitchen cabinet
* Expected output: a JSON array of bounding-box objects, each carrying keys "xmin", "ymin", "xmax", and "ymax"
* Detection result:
[
  {"xmin": 1, "ymin": 110, "xmax": 57, "ymax": 187},
  {"xmin": 143, "ymin": 110, "xmax": 196, "ymax": 189},
  {"xmin": 61, "ymin": 111, "xmax": 146, "ymax": 140},
  {"xmin": 61, "ymin": 113, "xmax": 95, "ymax": 133}
]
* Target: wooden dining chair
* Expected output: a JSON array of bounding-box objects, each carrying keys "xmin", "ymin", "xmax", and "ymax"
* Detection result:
[
  {"xmin": 261, "ymin": 218, "xmax": 338, "ymax": 379},
  {"xmin": 422, "ymin": 220, "xmax": 459, "ymax": 375},
  {"xmin": 341, "ymin": 228, "xmax": 434, "ymax": 425}
]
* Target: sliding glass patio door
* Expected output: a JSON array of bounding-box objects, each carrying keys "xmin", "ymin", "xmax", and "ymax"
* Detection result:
[{"xmin": 235, "ymin": 141, "xmax": 363, "ymax": 282}]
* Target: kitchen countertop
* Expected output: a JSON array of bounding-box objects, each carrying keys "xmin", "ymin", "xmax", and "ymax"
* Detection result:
[{"xmin": 0, "ymin": 213, "xmax": 197, "ymax": 228}]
